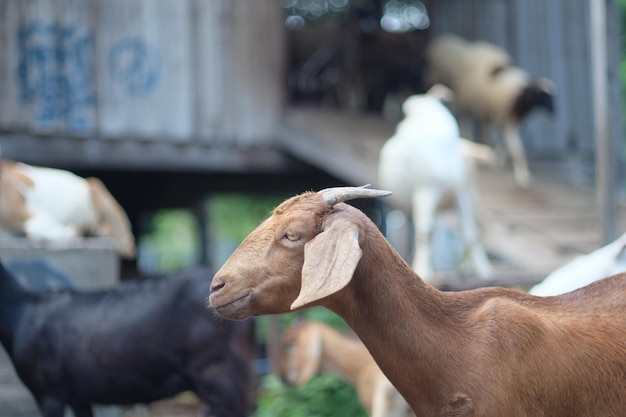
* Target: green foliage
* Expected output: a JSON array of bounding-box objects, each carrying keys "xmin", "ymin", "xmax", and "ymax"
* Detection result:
[
  {"xmin": 139, "ymin": 209, "xmax": 200, "ymax": 272},
  {"xmin": 299, "ymin": 307, "xmax": 352, "ymax": 329},
  {"xmin": 255, "ymin": 307, "xmax": 351, "ymax": 345},
  {"xmin": 253, "ymin": 374, "xmax": 367, "ymax": 417},
  {"xmin": 209, "ymin": 193, "xmax": 287, "ymax": 241}
]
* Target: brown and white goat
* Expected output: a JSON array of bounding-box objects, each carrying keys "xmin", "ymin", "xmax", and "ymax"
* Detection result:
[
  {"xmin": 0, "ymin": 160, "xmax": 136, "ymax": 258},
  {"xmin": 425, "ymin": 34, "xmax": 554, "ymax": 188},
  {"xmin": 209, "ymin": 186, "xmax": 626, "ymax": 417},
  {"xmin": 279, "ymin": 320, "xmax": 413, "ymax": 417}
]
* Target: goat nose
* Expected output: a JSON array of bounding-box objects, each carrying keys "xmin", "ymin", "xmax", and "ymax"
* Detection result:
[{"xmin": 210, "ymin": 279, "xmax": 226, "ymax": 294}]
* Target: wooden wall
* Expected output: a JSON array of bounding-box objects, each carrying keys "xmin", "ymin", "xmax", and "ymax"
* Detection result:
[
  {"xmin": 427, "ymin": 0, "xmax": 623, "ymax": 172},
  {"xmin": 0, "ymin": 0, "xmax": 285, "ymax": 146}
]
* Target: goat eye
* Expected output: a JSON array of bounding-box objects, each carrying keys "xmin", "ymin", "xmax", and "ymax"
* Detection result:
[{"xmin": 284, "ymin": 231, "xmax": 300, "ymax": 242}]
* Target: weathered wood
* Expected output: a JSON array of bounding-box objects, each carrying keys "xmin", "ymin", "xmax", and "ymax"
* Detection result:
[
  {"xmin": 0, "ymin": 0, "xmax": 284, "ymax": 145},
  {"xmin": 0, "ymin": 132, "xmax": 300, "ymax": 173},
  {"xmin": 16, "ymin": 0, "xmax": 96, "ymax": 133},
  {"xmin": 191, "ymin": 0, "xmax": 228, "ymax": 143},
  {"xmin": 190, "ymin": 0, "xmax": 284, "ymax": 146},
  {"xmin": 0, "ymin": 1, "xmax": 21, "ymax": 130},
  {"xmin": 278, "ymin": 108, "xmax": 396, "ymax": 186},
  {"xmin": 590, "ymin": 0, "xmax": 618, "ymax": 243},
  {"xmin": 95, "ymin": 0, "xmax": 193, "ymax": 140}
]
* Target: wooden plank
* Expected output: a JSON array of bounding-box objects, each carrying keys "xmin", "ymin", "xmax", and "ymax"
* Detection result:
[
  {"xmin": 474, "ymin": 0, "xmax": 507, "ymax": 47},
  {"xmin": 278, "ymin": 108, "xmax": 395, "ymax": 186},
  {"xmin": 539, "ymin": 0, "xmax": 569, "ymax": 154},
  {"xmin": 429, "ymin": 0, "xmax": 472, "ymax": 37},
  {"xmin": 221, "ymin": 0, "xmax": 284, "ymax": 146},
  {"xmin": 9, "ymin": 0, "xmax": 55, "ymax": 130},
  {"xmin": 508, "ymin": 0, "xmax": 552, "ymax": 157},
  {"xmin": 590, "ymin": 0, "xmax": 620, "ymax": 243},
  {"xmin": 0, "ymin": 0, "xmax": 20, "ymax": 130},
  {"xmin": 563, "ymin": 0, "xmax": 594, "ymax": 157},
  {"xmin": 191, "ymin": 0, "xmax": 228, "ymax": 142},
  {"xmin": 95, "ymin": 0, "xmax": 193, "ymax": 140},
  {"xmin": 0, "ymin": 132, "xmax": 301, "ymax": 173},
  {"xmin": 1, "ymin": 0, "xmax": 96, "ymax": 134},
  {"xmin": 55, "ymin": 0, "xmax": 96, "ymax": 133}
]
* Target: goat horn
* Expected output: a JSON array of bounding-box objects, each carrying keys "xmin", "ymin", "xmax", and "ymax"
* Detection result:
[{"xmin": 318, "ymin": 185, "xmax": 392, "ymax": 206}]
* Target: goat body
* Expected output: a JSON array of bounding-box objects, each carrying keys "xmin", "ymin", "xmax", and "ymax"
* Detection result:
[
  {"xmin": 0, "ymin": 160, "xmax": 136, "ymax": 258},
  {"xmin": 209, "ymin": 186, "xmax": 626, "ymax": 417},
  {"xmin": 425, "ymin": 34, "xmax": 554, "ymax": 187},
  {"xmin": 279, "ymin": 320, "xmax": 412, "ymax": 417},
  {"xmin": 378, "ymin": 88, "xmax": 492, "ymax": 281},
  {"xmin": 0, "ymin": 263, "xmax": 256, "ymax": 417}
]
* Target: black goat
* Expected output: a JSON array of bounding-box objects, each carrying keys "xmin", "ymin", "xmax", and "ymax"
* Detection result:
[{"xmin": 0, "ymin": 261, "xmax": 257, "ymax": 417}]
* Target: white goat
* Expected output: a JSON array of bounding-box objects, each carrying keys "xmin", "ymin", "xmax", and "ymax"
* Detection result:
[
  {"xmin": 378, "ymin": 85, "xmax": 492, "ymax": 281},
  {"xmin": 279, "ymin": 320, "xmax": 413, "ymax": 417},
  {"xmin": 530, "ymin": 232, "xmax": 626, "ymax": 296},
  {"xmin": 425, "ymin": 34, "xmax": 554, "ymax": 188},
  {"xmin": 209, "ymin": 186, "xmax": 626, "ymax": 417},
  {"xmin": 0, "ymin": 160, "xmax": 136, "ymax": 258}
]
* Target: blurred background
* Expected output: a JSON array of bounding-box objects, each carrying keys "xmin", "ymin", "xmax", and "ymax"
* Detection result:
[{"xmin": 0, "ymin": 0, "xmax": 625, "ymax": 416}]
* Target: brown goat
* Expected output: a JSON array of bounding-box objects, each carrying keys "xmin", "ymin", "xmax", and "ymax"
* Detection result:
[
  {"xmin": 209, "ymin": 186, "xmax": 626, "ymax": 417},
  {"xmin": 279, "ymin": 320, "xmax": 413, "ymax": 417}
]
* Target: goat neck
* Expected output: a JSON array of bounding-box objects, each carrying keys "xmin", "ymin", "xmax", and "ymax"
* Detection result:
[{"xmin": 320, "ymin": 210, "xmax": 471, "ymax": 415}]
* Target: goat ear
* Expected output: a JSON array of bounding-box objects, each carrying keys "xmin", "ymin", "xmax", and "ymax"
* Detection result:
[{"xmin": 291, "ymin": 218, "xmax": 362, "ymax": 310}]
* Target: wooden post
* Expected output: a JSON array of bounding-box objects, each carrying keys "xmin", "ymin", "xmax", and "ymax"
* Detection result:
[
  {"xmin": 589, "ymin": 0, "xmax": 617, "ymax": 244},
  {"xmin": 266, "ymin": 316, "xmax": 281, "ymax": 374},
  {"xmin": 195, "ymin": 197, "xmax": 211, "ymax": 268}
]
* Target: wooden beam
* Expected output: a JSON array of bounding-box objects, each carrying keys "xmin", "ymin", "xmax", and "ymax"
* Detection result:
[
  {"xmin": 589, "ymin": 0, "xmax": 618, "ymax": 243},
  {"xmin": 0, "ymin": 133, "xmax": 304, "ymax": 173}
]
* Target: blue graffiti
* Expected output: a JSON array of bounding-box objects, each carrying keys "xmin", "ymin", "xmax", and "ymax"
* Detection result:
[
  {"xmin": 109, "ymin": 38, "xmax": 160, "ymax": 97},
  {"xmin": 16, "ymin": 21, "xmax": 94, "ymax": 131}
]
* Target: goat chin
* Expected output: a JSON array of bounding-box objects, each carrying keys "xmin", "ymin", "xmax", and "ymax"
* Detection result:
[{"xmin": 211, "ymin": 289, "xmax": 254, "ymax": 320}]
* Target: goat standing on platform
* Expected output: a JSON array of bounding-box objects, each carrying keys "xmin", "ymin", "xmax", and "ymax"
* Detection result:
[
  {"xmin": 0, "ymin": 160, "xmax": 136, "ymax": 258},
  {"xmin": 378, "ymin": 86, "xmax": 492, "ymax": 281},
  {"xmin": 425, "ymin": 34, "xmax": 554, "ymax": 187}
]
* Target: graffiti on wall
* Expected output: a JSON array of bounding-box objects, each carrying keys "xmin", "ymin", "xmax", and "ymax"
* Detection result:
[
  {"xmin": 109, "ymin": 38, "xmax": 160, "ymax": 97},
  {"xmin": 17, "ymin": 21, "xmax": 95, "ymax": 131},
  {"xmin": 16, "ymin": 22, "xmax": 161, "ymax": 131}
]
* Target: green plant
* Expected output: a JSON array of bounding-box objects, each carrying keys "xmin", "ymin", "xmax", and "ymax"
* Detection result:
[
  {"xmin": 253, "ymin": 374, "xmax": 367, "ymax": 417},
  {"xmin": 139, "ymin": 209, "xmax": 200, "ymax": 272},
  {"xmin": 209, "ymin": 193, "xmax": 287, "ymax": 241}
]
